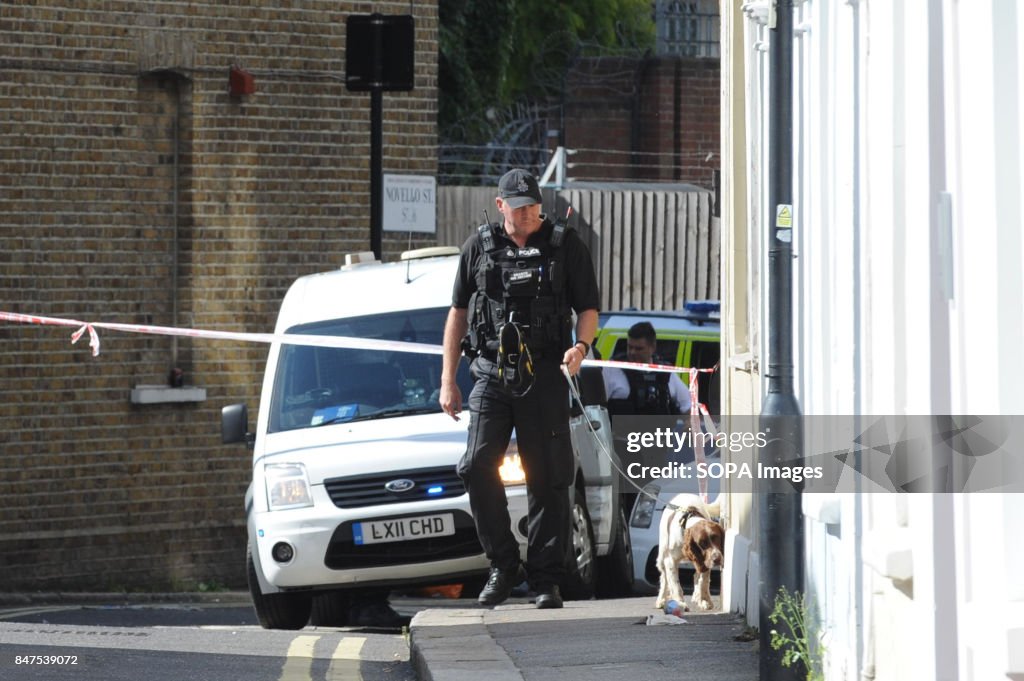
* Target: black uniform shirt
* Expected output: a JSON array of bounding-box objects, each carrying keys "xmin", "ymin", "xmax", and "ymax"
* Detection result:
[{"xmin": 451, "ymin": 217, "xmax": 600, "ymax": 314}]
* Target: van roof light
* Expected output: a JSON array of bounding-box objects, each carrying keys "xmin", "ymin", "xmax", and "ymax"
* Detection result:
[
  {"xmin": 400, "ymin": 246, "xmax": 460, "ymax": 261},
  {"xmin": 342, "ymin": 252, "xmax": 379, "ymax": 269}
]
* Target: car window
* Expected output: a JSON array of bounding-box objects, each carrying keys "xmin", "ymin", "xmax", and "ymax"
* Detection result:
[
  {"xmin": 689, "ymin": 340, "xmax": 719, "ymax": 370},
  {"xmin": 689, "ymin": 340, "xmax": 720, "ymax": 415},
  {"xmin": 656, "ymin": 339, "xmax": 681, "ymax": 365},
  {"xmin": 268, "ymin": 307, "xmax": 474, "ymax": 433}
]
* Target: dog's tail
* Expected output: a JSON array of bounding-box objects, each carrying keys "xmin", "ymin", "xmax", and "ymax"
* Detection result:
[{"xmin": 705, "ymin": 492, "xmax": 724, "ymax": 520}]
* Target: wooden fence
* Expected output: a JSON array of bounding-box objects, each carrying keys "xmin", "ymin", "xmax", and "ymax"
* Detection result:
[{"xmin": 437, "ymin": 185, "xmax": 720, "ymax": 312}]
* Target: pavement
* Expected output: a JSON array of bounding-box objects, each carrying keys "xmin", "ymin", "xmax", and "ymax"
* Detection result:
[
  {"xmin": 0, "ymin": 591, "xmax": 759, "ymax": 680},
  {"xmin": 408, "ymin": 595, "xmax": 759, "ymax": 681}
]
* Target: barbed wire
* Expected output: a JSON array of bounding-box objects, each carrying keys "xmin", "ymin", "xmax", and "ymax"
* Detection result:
[
  {"xmin": 438, "ymin": 143, "xmax": 717, "ymax": 187},
  {"xmin": 573, "ymin": 147, "xmax": 717, "ymax": 160},
  {"xmin": 442, "ymin": 143, "xmax": 713, "ymax": 159}
]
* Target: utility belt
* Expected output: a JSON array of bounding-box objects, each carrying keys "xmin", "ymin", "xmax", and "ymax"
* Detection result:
[{"xmin": 472, "ymin": 343, "xmax": 560, "ymax": 363}]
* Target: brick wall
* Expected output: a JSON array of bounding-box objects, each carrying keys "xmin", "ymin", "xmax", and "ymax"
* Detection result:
[
  {"xmin": 562, "ymin": 55, "xmax": 719, "ymax": 187},
  {"xmin": 666, "ymin": 58, "xmax": 720, "ymax": 186},
  {"xmin": 0, "ymin": 1, "xmax": 438, "ymax": 591}
]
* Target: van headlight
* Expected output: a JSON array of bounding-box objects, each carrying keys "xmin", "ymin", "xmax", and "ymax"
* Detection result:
[
  {"xmin": 630, "ymin": 483, "xmax": 661, "ymax": 528},
  {"xmin": 498, "ymin": 441, "xmax": 527, "ymax": 486},
  {"xmin": 265, "ymin": 463, "xmax": 314, "ymax": 510}
]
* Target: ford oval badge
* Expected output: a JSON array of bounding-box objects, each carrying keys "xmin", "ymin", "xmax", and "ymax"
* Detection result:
[{"xmin": 385, "ymin": 478, "xmax": 416, "ymax": 493}]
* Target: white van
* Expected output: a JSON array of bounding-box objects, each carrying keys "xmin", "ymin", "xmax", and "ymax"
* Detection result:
[{"xmin": 222, "ymin": 248, "xmax": 633, "ymax": 629}]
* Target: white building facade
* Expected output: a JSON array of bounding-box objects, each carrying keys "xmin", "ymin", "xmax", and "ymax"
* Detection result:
[{"xmin": 719, "ymin": 1, "xmax": 1024, "ymax": 679}]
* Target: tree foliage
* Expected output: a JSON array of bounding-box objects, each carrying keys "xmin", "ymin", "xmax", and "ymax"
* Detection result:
[{"xmin": 439, "ymin": 0, "xmax": 654, "ymax": 144}]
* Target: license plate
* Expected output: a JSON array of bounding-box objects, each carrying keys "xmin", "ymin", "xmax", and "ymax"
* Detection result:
[{"xmin": 353, "ymin": 513, "xmax": 455, "ymax": 546}]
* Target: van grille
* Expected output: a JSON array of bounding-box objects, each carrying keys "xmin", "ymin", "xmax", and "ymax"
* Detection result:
[{"xmin": 323, "ymin": 466, "xmax": 464, "ymax": 508}]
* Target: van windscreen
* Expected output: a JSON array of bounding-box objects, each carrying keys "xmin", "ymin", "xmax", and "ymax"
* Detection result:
[{"xmin": 268, "ymin": 307, "xmax": 473, "ymax": 433}]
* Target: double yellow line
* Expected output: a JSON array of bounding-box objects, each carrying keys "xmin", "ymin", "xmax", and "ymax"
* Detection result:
[{"xmin": 280, "ymin": 635, "xmax": 365, "ymax": 681}]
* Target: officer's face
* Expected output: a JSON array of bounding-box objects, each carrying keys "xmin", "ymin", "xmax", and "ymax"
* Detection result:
[
  {"xmin": 626, "ymin": 337, "xmax": 655, "ymax": 364},
  {"xmin": 497, "ymin": 198, "xmax": 542, "ymax": 236}
]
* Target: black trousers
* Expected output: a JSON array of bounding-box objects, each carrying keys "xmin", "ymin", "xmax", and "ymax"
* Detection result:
[{"xmin": 457, "ymin": 358, "xmax": 575, "ymax": 588}]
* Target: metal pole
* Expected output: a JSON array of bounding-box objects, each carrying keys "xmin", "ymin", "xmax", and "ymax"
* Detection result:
[
  {"xmin": 759, "ymin": 0, "xmax": 804, "ymax": 679},
  {"xmin": 369, "ymin": 13, "xmax": 384, "ymax": 260},
  {"xmin": 370, "ymin": 87, "xmax": 382, "ymax": 260}
]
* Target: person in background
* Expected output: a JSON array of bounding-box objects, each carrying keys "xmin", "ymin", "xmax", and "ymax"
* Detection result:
[{"xmin": 603, "ymin": 321, "xmax": 691, "ymax": 416}]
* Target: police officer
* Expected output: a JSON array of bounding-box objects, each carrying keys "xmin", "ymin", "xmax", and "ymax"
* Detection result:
[
  {"xmin": 603, "ymin": 321, "xmax": 691, "ymax": 416},
  {"xmin": 439, "ymin": 168, "xmax": 600, "ymax": 610}
]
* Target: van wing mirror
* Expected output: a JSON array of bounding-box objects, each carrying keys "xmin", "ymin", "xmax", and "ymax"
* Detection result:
[
  {"xmin": 221, "ymin": 403, "xmax": 253, "ymax": 446},
  {"xmin": 577, "ymin": 366, "xmax": 608, "ymax": 407}
]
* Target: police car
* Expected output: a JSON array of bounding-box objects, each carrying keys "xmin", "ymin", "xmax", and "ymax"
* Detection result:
[
  {"xmin": 594, "ymin": 302, "xmax": 720, "ymax": 416},
  {"xmin": 222, "ymin": 248, "xmax": 631, "ymax": 629}
]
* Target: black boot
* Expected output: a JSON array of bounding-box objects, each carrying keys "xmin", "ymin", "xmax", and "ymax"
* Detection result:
[
  {"xmin": 478, "ymin": 564, "xmax": 527, "ymax": 606},
  {"xmin": 534, "ymin": 584, "xmax": 563, "ymax": 609}
]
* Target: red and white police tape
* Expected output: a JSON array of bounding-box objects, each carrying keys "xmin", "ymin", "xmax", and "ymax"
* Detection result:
[
  {"xmin": 1, "ymin": 309, "xmax": 717, "ymax": 377},
  {"xmin": 690, "ymin": 366, "xmax": 713, "ymax": 502},
  {"xmin": 0, "ymin": 310, "xmax": 443, "ymax": 358},
  {"xmin": 5, "ymin": 308, "xmax": 719, "ymax": 501}
]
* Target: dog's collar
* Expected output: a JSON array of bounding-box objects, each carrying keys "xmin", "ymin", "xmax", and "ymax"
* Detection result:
[{"xmin": 677, "ymin": 505, "xmax": 712, "ymax": 529}]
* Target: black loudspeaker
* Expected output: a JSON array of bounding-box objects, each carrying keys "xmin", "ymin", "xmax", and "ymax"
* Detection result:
[{"xmin": 345, "ymin": 14, "xmax": 415, "ymax": 92}]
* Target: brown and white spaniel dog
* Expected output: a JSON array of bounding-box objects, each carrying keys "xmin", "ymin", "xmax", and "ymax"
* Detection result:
[{"xmin": 654, "ymin": 493, "xmax": 725, "ymax": 612}]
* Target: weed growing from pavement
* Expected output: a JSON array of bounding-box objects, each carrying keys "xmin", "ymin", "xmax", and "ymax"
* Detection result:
[{"xmin": 768, "ymin": 586, "xmax": 825, "ymax": 681}]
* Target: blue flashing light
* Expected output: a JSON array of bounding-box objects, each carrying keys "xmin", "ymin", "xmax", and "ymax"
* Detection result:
[
  {"xmin": 683, "ymin": 300, "xmax": 721, "ymax": 314},
  {"xmin": 426, "ymin": 485, "xmax": 444, "ymax": 496}
]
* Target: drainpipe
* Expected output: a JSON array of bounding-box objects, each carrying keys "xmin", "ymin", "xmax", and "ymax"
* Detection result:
[{"xmin": 759, "ymin": 1, "xmax": 804, "ymax": 680}]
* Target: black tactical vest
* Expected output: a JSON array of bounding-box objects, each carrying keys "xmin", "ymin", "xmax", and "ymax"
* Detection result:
[
  {"xmin": 625, "ymin": 369, "xmax": 679, "ymax": 414},
  {"xmin": 607, "ymin": 365, "xmax": 681, "ymax": 416},
  {"xmin": 464, "ymin": 220, "xmax": 573, "ymax": 359}
]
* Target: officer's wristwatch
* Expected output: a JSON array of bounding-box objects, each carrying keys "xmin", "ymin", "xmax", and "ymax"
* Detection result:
[{"xmin": 574, "ymin": 340, "xmax": 591, "ymax": 357}]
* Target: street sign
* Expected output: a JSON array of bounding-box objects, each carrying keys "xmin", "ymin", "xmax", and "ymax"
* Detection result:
[{"xmin": 383, "ymin": 174, "xmax": 436, "ymax": 233}]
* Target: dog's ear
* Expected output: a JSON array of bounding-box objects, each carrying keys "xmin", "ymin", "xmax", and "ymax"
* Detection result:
[{"xmin": 683, "ymin": 527, "xmax": 704, "ymax": 564}]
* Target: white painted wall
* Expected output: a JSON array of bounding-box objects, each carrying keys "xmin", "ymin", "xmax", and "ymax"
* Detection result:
[
  {"xmin": 726, "ymin": 0, "xmax": 1024, "ymax": 679},
  {"xmin": 941, "ymin": 2, "xmax": 1024, "ymax": 680}
]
